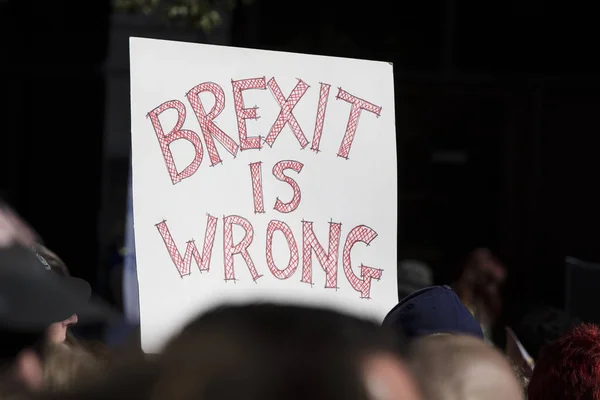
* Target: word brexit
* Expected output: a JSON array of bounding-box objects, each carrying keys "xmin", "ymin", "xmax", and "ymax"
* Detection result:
[{"xmin": 147, "ymin": 76, "xmax": 382, "ymax": 184}]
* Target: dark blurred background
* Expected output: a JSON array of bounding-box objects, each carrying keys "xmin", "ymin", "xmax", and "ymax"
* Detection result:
[{"xmin": 1, "ymin": 0, "xmax": 599, "ymax": 328}]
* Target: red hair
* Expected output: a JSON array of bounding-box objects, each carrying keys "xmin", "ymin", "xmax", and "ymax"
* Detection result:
[{"xmin": 528, "ymin": 323, "xmax": 600, "ymax": 400}]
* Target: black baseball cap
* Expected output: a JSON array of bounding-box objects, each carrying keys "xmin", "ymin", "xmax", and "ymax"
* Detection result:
[
  {"xmin": 0, "ymin": 244, "xmax": 118, "ymax": 331},
  {"xmin": 382, "ymin": 285, "xmax": 484, "ymax": 340}
]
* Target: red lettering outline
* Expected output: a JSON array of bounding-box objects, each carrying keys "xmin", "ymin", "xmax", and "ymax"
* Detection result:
[
  {"xmin": 310, "ymin": 82, "xmax": 331, "ymax": 153},
  {"xmin": 155, "ymin": 215, "xmax": 218, "ymax": 278},
  {"xmin": 249, "ymin": 162, "xmax": 265, "ymax": 214},
  {"xmin": 301, "ymin": 220, "xmax": 341, "ymax": 288},
  {"xmin": 265, "ymin": 78, "xmax": 310, "ymax": 148},
  {"xmin": 272, "ymin": 160, "xmax": 304, "ymax": 214},
  {"xmin": 223, "ymin": 215, "xmax": 262, "ymax": 282},
  {"xmin": 265, "ymin": 220, "xmax": 299, "ymax": 280},
  {"xmin": 186, "ymin": 82, "xmax": 239, "ymax": 166},
  {"xmin": 342, "ymin": 225, "xmax": 382, "ymax": 299},
  {"xmin": 336, "ymin": 88, "xmax": 382, "ymax": 159},
  {"xmin": 232, "ymin": 77, "xmax": 266, "ymax": 151},
  {"xmin": 147, "ymin": 100, "xmax": 203, "ymax": 185}
]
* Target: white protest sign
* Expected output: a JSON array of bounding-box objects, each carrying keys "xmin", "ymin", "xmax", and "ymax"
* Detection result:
[{"xmin": 130, "ymin": 37, "xmax": 398, "ymax": 353}]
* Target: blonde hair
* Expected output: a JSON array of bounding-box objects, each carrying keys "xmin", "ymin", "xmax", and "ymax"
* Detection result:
[
  {"xmin": 509, "ymin": 358, "xmax": 530, "ymax": 394},
  {"xmin": 42, "ymin": 343, "xmax": 104, "ymax": 392},
  {"xmin": 409, "ymin": 335, "xmax": 524, "ymax": 400}
]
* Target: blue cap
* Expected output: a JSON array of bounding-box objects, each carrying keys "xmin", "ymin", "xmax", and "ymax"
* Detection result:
[{"xmin": 382, "ymin": 285, "xmax": 483, "ymax": 339}]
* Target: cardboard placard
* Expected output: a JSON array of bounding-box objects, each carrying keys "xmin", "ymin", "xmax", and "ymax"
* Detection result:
[{"xmin": 130, "ymin": 38, "xmax": 398, "ymax": 352}]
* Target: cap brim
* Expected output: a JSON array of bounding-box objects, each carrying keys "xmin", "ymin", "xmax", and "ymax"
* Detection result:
[
  {"xmin": 76, "ymin": 295, "xmax": 121, "ymax": 325},
  {"xmin": 61, "ymin": 276, "xmax": 120, "ymax": 325},
  {"xmin": 0, "ymin": 246, "xmax": 120, "ymax": 331},
  {"xmin": 0, "ymin": 246, "xmax": 82, "ymax": 331}
]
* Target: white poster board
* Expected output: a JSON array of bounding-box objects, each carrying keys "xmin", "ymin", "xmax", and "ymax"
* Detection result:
[{"xmin": 130, "ymin": 37, "xmax": 398, "ymax": 353}]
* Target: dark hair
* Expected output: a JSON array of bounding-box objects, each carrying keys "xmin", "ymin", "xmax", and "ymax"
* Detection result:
[
  {"xmin": 156, "ymin": 303, "xmax": 407, "ymax": 400},
  {"xmin": 176, "ymin": 303, "xmax": 405, "ymax": 351},
  {"xmin": 513, "ymin": 306, "xmax": 580, "ymax": 360},
  {"xmin": 528, "ymin": 323, "xmax": 600, "ymax": 400}
]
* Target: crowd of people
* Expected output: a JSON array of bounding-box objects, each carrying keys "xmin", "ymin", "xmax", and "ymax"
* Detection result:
[{"xmin": 0, "ymin": 200, "xmax": 594, "ymax": 400}]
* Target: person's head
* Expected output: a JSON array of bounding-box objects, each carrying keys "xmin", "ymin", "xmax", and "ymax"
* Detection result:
[
  {"xmin": 513, "ymin": 305, "xmax": 580, "ymax": 360},
  {"xmin": 0, "ymin": 243, "xmax": 116, "ymax": 396},
  {"xmin": 155, "ymin": 303, "xmax": 421, "ymax": 400},
  {"xmin": 397, "ymin": 260, "xmax": 433, "ymax": 299},
  {"xmin": 29, "ymin": 244, "xmax": 118, "ymax": 344},
  {"xmin": 382, "ymin": 286, "xmax": 483, "ymax": 340},
  {"xmin": 408, "ymin": 334, "xmax": 524, "ymax": 400},
  {"xmin": 528, "ymin": 323, "xmax": 600, "ymax": 400},
  {"xmin": 457, "ymin": 248, "xmax": 506, "ymax": 288},
  {"xmin": 454, "ymin": 248, "xmax": 506, "ymax": 324}
]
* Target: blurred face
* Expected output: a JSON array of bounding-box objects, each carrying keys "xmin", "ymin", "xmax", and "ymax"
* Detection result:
[{"xmin": 47, "ymin": 314, "xmax": 78, "ymax": 343}]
